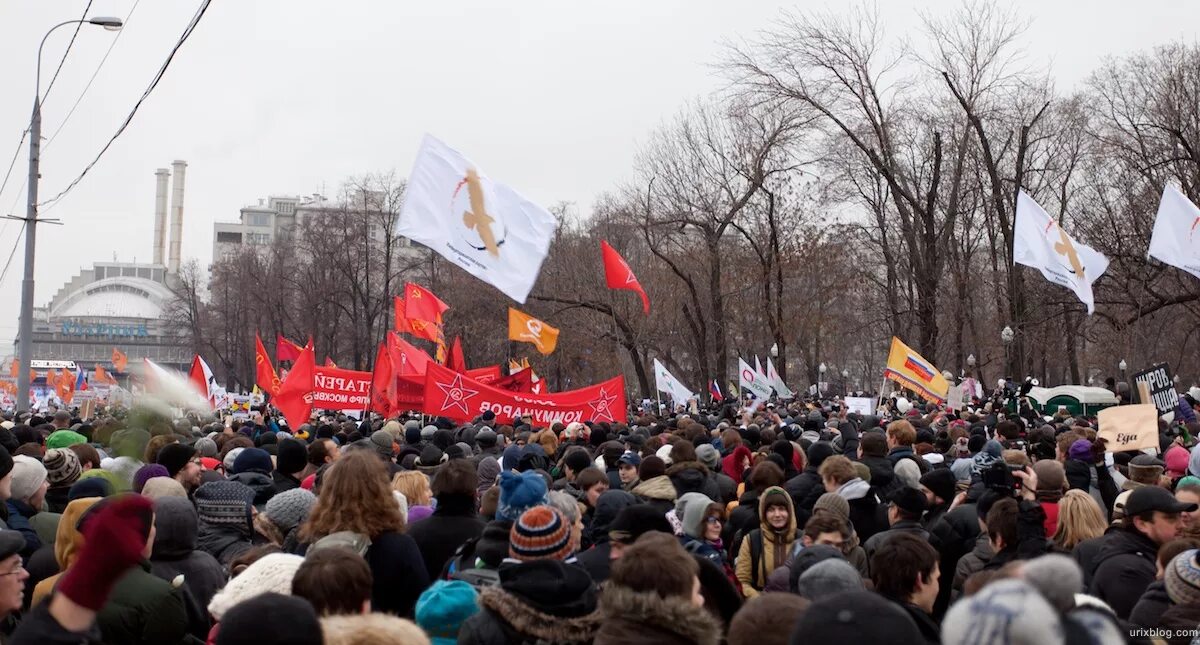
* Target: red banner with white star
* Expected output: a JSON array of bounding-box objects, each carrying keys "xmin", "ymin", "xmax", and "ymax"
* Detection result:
[{"xmin": 421, "ymin": 361, "xmax": 625, "ymax": 425}]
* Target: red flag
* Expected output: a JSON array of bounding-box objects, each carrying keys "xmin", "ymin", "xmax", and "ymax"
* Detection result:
[
  {"xmin": 447, "ymin": 336, "xmax": 467, "ymax": 372},
  {"xmin": 492, "ymin": 368, "xmax": 536, "ymax": 393},
  {"xmin": 369, "ymin": 342, "xmax": 394, "ymax": 417},
  {"xmin": 601, "ymin": 240, "xmax": 649, "ymax": 314},
  {"xmin": 275, "ymin": 343, "xmax": 316, "ymax": 429},
  {"xmin": 276, "ymin": 334, "xmax": 304, "ymax": 362},
  {"xmin": 255, "ymin": 334, "xmax": 281, "ymax": 396},
  {"xmin": 188, "ymin": 355, "xmax": 217, "ymax": 408},
  {"xmin": 393, "ymin": 296, "xmax": 406, "ymax": 333},
  {"xmin": 404, "ymin": 283, "xmax": 449, "ymax": 324},
  {"xmin": 387, "ymin": 331, "xmax": 431, "ymax": 376},
  {"xmin": 324, "ymin": 357, "xmax": 337, "ymax": 368}
]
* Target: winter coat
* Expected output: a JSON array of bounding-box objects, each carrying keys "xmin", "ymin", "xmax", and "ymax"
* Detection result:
[
  {"xmin": 725, "ymin": 489, "xmax": 761, "ymax": 547},
  {"xmin": 930, "ymin": 501, "xmax": 981, "ymax": 617},
  {"xmin": 1087, "ymin": 527, "xmax": 1159, "ymax": 620},
  {"xmin": 593, "ymin": 584, "xmax": 721, "ymax": 645},
  {"xmin": 458, "ymin": 560, "xmax": 601, "ymax": 645},
  {"xmin": 43, "ymin": 486, "xmax": 71, "ymax": 515},
  {"xmin": 1064, "ymin": 459, "xmax": 1119, "ymax": 521},
  {"xmin": 1128, "ymin": 579, "xmax": 1170, "ymax": 629},
  {"xmin": 838, "ymin": 478, "xmax": 885, "ymax": 543},
  {"xmin": 363, "ymin": 530, "xmax": 430, "ymax": 618},
  {"xmin": 1073, "ymin": 533, "xmax": 1108, "ymax": 587},
  {"xmin": 864, "ymin": 520, "xmax": 931, "ymax": 567},
  {"xmin": 227, "ymin": 471, "xmax": 275, "ymax": 509},
  {"xmin": 953, "ymin": 534, "xmax": 994, "ymax": 593},
  {"xmin": 713, "ymin": 471, "xmax": 737, "ymax": 506},
  {"xmin": 5, "ymin": 500, "xmax": 40, "ymax": 561},
  {"xmin": 270, "ymin": 470, "xmax": 300, "ymax": 496},
  {"xmin": 894, "ymin": 600, "xmax": 940, "ymax": 645},
  {"xmin": 196, "ymin": 519, "xmax": 254, "ymax": 567},
  {"xmin": 8, "ymin": 604, "xmax": 103, "ymax": 645},
  {"xmin": 783, "ymin": 467, "xmax": 823, "ymax": 513},
  {"xmin": 31, "ymin": 498, "xmax": 98, "ymax": 608},
  {"xmin": 473, "ymin": 519, "xmax": 514, "ymax": 570},
  {"xmin": 887, "ymin": 445, "xmax": 917, "ymax": 465},
  {"xmin": 149, "ymin": 496, "xmax": 226, "ymax": 641},
  {"xmin": 861, "ymin": 455, "xmax": 897, "ymax": 492},
  {"xmin": 581, "ymin": 491, "xmax": 636, "ymax": 552},
  {"xmin": 734, "ymin": 487, "xmax": 797, "ymax": 598},
  {"xmin": 576, "ymin": 542, "xmax": 614, "ymax": 583},
  {"xmin": 631, "ymin": 476, "xmax": 676, "ymax": 516},
  {"xmin": 407, "ymin": 494, "xmax": 486, "ymax": 580},
  {"xmin": 97, "ymin": 560, "xmax": 189, "ymax": 645},
  {"xmin": 668, "ymin": 461, "xmax": 721, "ymax": 502},
  {"xmin": 1159, "ymin": 603, "xmax": 1200, "ymax": 645},
  {"xmin": 721, "ymin": 446, "xmax": 752, "ymax": 484}
]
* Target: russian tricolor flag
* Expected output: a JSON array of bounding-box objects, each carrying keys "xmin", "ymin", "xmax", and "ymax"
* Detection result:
[
  {"xmin": 74, "ymin": 366, "xmax": 88, "ymax": 392},
  {"xmin": 903, "ymin": 355, "xmax": 935, "ymax": 382},
  {"xmin": 709, "ymin": 380, "xmax": 723, "ymax": 402}
]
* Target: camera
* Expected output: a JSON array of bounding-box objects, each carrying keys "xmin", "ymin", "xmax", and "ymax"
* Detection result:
[{"xmin": 981, "ymin": 461, "xmax": 1024, "ymax": 497}]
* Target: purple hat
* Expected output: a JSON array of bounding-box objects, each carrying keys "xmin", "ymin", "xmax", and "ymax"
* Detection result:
[
  {"xmin": 1068, "ymin": 439, "xmax": 1093, "ymax": 462},
  {"xmin": 134, "ymin": 463, "xmax": 170, "ymax": 493}
]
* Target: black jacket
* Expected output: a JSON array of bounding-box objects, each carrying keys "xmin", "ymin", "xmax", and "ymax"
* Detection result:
[
  {"xmin": 1064, "ymin": 459, "xmax": 1119, "ymax": 521},
  {"xmin": 149, "ymin": 497, "xmax": 226, "ymax": 641},
  {"xmin": 270, "ymin": 471, "xmax": 300, "ymax": 496},
  {"xmin": 861, "ymin": 455, "xmax": 898, "ymax": 495},
  {"xmin": 458, "ymin": 560, "xmax": 600, "ymax": 645},
  {"xmin": 1129, "ymin": 579, "xmax": 1170, "ymax": 629},
  {"xmin": 864, "ymin": 521, "xmax": 933, "ymax": 568},
  {"xmin": 667, "ymin": 462, "xmax": 721, "ymax": 502},
  {"xmin": 783, "ymin": 467, "xmax": 824, "ymax": 513},
  {"xmin": 226, "ymin": 471, "xmax": 275, "ymax": 509},
  {"xmin": 1087, "ymin": 527, "xmax": 1159, "ymax": 620},
  {"xmin": 894, "ymin": 600, "xmax": 939, "ymax": 645},
  {"xmin": 364, "ymin": 530, "xmax": 430, "ymax": 618},
  {"xmin": 1073, "ymin": 530, "xmax": 1112, "ymax": 587},
  {"xmin": 929, "ymin": 501, "xmax": 982, "ymax": 618},
  {"xmin": 406, "ymin": 495, "xmax": 486, "ymax": 580},
  {"xmin": 576, "ymin": 542, "xmax": 614, "ymax": 583}
]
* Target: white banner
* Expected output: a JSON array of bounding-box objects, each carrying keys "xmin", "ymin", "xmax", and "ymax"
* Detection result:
[
  {"xmin": 844, "ymin": 396, "xmax": 875, "ymax": 416},
  {"xmin": 766, "ymin": 357, "xmax": 794, "ymax": 399},
  {"xmin": 397, "ymin": 134, "xmax": 557, "ymax": 303},
  {"xmin": 1014, "ymin": 191, "xmax": 1109, "ymax": 314},
  {"xmin": 738, "ymin": 357, "xmax": 772, "ymax": 400},
  {"xmin": 1149, "ymin": 185, "xmax": 1200, "ymax": 281},
  {"xmin": 653, "ymin": 358, "xmax": 695, "ymax": 403}
]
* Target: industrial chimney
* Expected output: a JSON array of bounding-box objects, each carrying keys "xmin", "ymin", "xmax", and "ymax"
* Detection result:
[
  {"xmin": 168, "ymin": 160, "xmax": 186, "ymax": 273},
  {"xmin": 153, "ymin": 168, "xmax": 170, "ymax": 265}
]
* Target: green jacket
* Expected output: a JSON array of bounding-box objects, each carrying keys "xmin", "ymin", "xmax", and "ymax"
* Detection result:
[{"xmin": 97, "ymin": 560, "xmax": 188, "ymax": 645}]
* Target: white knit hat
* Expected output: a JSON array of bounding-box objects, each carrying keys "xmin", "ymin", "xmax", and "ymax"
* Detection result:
[
  {"xmin": 10, "ymin": 455, "xmax": 46, "ymax": 502},
  {"xmin": 207, "ymin": 553, "xmax": 304, "ymax": 620}
]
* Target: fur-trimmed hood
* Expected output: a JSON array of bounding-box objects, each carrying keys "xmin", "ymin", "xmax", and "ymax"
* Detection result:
[
  {"xmin": 595, "ymin": 584, "xmax": 722, "ymax": 645},
  {"xmin": 476, "ymin": 586, "xmax": 600, "ymax": 644},
  {"xmin": 632, "ymin": 475, "xmax": 677, "ymax": 501}
]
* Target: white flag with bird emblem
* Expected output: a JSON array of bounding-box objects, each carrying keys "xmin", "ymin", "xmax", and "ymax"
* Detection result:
[
  {"xmin": 1013, "ymin": 191, "xmax": 1109, "ymax": 314},
  {"xmin": 653, "ymin": 359, "xmax": 695, "ymax": 404},
  {"xmin": 1148, "ymin": 185, "xmax": 1200, "ymax": 281},
  {"xmin": 397, "ymin": 135, "xmax": 558, "ymax": 303}
]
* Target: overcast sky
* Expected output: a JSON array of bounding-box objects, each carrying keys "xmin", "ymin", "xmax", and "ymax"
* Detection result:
[{"xmin": 1, "ymin": 0, "xmax": 1196, "ymax": 349}]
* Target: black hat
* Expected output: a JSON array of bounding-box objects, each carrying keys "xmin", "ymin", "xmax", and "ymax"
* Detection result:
[
  {"xmin": 156, "ymin": 443, "xmax": 196, "ymax": 479},
  {"xmin": 790, "ymin": 590, "xmax": 924, "ymax": 645},
  {"xmin": 890, "ymin": 486, "xmax": 929, "ymax": 516},
  {"xmin": 215, "ymin": 593, "xmax": 322, "ymax": 645},
  {"xmin": 608, "ymin": 504, "xmax": 673, "ymax": 544},
  {"xmin": 919, "ymin": 468, "xmax": 956, "ymax": 504},
  {"xmin": 0, "ymin": 530, "xmax": 24, "ymax": 561},
  {"xmin": 1125, "ymin": 486, "xmax": 1199, "ymax": 517},
  {"xmin": 275, "ymin": 438, "xmax": 307, "ymax": 476},
  {"xmin": 0, "ymin": 445, "xmax": 13, "ymax": 480}
]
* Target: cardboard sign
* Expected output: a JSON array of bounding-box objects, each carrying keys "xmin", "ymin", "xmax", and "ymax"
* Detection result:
[
  {"xmin": 1097, "ymin": 404, "xmax": 1160, "ymax": 452},
  {"xmin": 845, "ymin": 397, "xmax": 875, "ymax": 416},
  {"xmin": 944, "ymin": 384, "xmax": 964, "ymax": 411},
  {"xmin": 1132, "ymin": 363, "xmax": 1179, "ymax": 416}
]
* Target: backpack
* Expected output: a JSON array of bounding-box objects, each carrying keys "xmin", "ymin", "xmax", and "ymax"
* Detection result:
[
  {"xmin": 309, "ymin": 530, "xmax": 371, "ymax": 557},
  {"xmin": 744, "ymin": 527, "xmax": 802, "ymax": 590},
  {"xmin": 442, "ymin": 536, "xmax": 500, "ymax": 590}
]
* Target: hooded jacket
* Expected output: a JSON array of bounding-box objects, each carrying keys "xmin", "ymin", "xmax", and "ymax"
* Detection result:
[
  {"xmin": 458, "ymin": 559, "xmax": 601, "ymax": 645},
  {"xmin": 676, "ymin": 493, "xmax": 725, "ymax": 567},
  {"xmin": 1087, "ymin": 527, "xmax": 1159, "ymax": 620},
  {"xmin": 149, "ymin": 497, "xmax": 226, "ymax": 640},
  {"xmin": 593, "ymin": 584, "xmax": 721, "ymax": 645},
  {"xmin": 31, "ymin": 497, "xmax": 100, "ymax": 607},
  {"xmin": 734, "ymin": 486, "xmax": 796, "ymax": 598},
  {"xmin": 631, "ymin": 475, "xmax": 676, "ymax": 515},
  {"xmin": 581, "ymin": 490, "xmax": 636, "ymax": 553},
  {"xmin": 785, "ymin": 442, "xmax": 835, "ymax": 513},
  {"xmin": 721, "ymin": 445, "xmax": 752, "ymax": 485},
  {"xmin": 196, "ymin": 506, "xmax": 256, "ymax": 567},
  {"xmin": 667, "ymin": 461, "xmax": 721, "ymax": 502},
  {"xmin": 227, "ymin": 471, "xmax": 276, "ymax": 509}
]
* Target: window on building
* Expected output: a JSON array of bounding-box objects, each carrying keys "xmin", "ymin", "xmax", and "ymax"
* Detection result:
[
  {"xmin": 277, "ymin": 201, "xmax": 295, "ymax": 215},
  {"xmin": 137, "ymin": 268, "xmax": 151, "ymax": 279},
  {"xmin": 217, "ymin": 232, "xmax": 242, "ymax": 243},
  {"xmin": 247, "ymin": 213, "xmax": 270, "ymax": 227}
]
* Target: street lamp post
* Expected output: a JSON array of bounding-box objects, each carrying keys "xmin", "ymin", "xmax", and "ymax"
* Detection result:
[
  {"xmin": 1001, "ymin": 326, "xmax": 1015, "ymax": 379},
  {"xmin": 1119, "ymin": 359, "xmax": 1127, "ymax": 383},
  {"xmin": 15, "ymin": 17, "xmax": 122, "ymax": 410},
  {"xmin": 818, "ymin": 362, "xmax": 827, "ymax": 395},
  {"xmin": 841, "ymin": 369, "xmax": 849, "ymax": 396}
]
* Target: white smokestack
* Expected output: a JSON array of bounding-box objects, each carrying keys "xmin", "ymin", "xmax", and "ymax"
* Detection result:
[
  {"xmin": 168, "ymin": 160, "xmax": 187, "ymax": 273},
  {"xmin": 153, "ymin": 168, "xmax": 170, "ymax": 265}
]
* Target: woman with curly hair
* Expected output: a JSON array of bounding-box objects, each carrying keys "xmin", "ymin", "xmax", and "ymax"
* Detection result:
[{"xmin": 300, "ymin": 450, "xmax": 429, "ymax": 617}]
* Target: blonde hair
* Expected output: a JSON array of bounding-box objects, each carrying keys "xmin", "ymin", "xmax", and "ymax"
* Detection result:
[
  {"xmin": 1054, "ymin": 489, "xmax": 1107, "ymax": 550},
  {"xmin": 391, "ymin": 471, "xmax": 432, "ymax": 506}
]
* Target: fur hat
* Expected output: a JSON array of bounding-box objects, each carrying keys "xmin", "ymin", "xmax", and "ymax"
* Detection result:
[
  {"xmin": 43, "ymin": 448, "xmax": 82, "ymax": 487},
  {"xmin": 208, "ymin": 554, "xmax": 306, "ymax": 619},
  {"xmin": 509, "ymin": 506, "xmax": 571, "ymax": 561},
  {"xmin": 321, "ymin": 613, "xmax": 432, "ymax": 645}
]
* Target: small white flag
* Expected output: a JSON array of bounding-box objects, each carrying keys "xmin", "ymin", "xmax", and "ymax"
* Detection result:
[
  {"xmin": 397, "ymin": 135, "xmax": 558, "ymax": 303},
  {"xmin": 1014, "ymin": 191, "xmax": 1109, "ymax": 314},
  {"xmin": 653, "ymin": 359, "xmax": 695, "ymax": 403},
  {"xmin": 1148, "ymin": 185, "xmax": 1200, "ymax": 281},
  {"xmin": 738, "ymin": 357, "xmax": 772, "ymax": 400},
  {"xmin": 766, "ymin": 357, "xmax": 794, "ymax": 399}
]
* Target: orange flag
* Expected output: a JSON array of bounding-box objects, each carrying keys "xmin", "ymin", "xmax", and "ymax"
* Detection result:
[
  {"xmin": 507, "ymin": 308, "xmax": 559, "ymax": 355},
  {"xmin": 28, "ymin": 370, "xmax": 36, "ymax": 385},
  {"xmin": 7, "ymin": 360, "xmax": 15, "ymax": 380},
  {"xmin": 255, "ymin": 333, "xmax": 282, "ymax": 396},
  {"xmin": 112, "ymin": 348, "xmax": 128, "ymax": 372},
  {"xmin": 94, "ymin": 365, "xmax": 115, "ymax": 385}
]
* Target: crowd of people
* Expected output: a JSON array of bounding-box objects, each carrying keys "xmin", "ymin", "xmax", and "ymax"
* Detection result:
[{"xmin": 0, "ymin": 392, "xmax": 1194, "ymax": 643}]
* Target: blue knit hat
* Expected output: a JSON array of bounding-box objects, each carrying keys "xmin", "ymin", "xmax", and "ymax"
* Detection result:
[
  {"xmin": 415, "ymin": 580, "xmax": 479, "ymax": 645},
  {"xmin": 496, "ymin": 470, "xmax": 547, "ymax": 522},
  {"xmin": 231, "ymin": 447, "xmax": 273, "ymax": 475}
]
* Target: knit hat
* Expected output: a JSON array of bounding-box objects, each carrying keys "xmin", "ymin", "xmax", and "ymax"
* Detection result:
[
  {"xmin": 193, "ymin": 480, "xmax": 255, "ymax": 528},
  {"xmin": 214, "ymin": 593, "xmax": 321, "ymax": 645},
  {"xmin": 1167, "ymin": 549, "xmax": 1200, "ymax": 605},
  {"xmin": 156, "ymin": 443, "xmax": 196, "ymax": 479},
  {"xmin": 789, "ymin": 590, "xmax": 924, "ymax": 645},
  {"xmin": 264, "ymin": 488, "xmax": 316, "ymax": 533},
  {"xmin": 132, "ymin": 464, "xmax": 170, "ymax": 493},
  {"xmin": 404, "ymin": 425, "xmax": 422, "ymax": 446},
  {"xmin": 370, "ymin": 430, "xmax": 396, "ymax": 459},
  {"xmin": 695, "ymin": 444, "xmax": 721, "ymax": 470},
  {"xmin": 10, "ymin": 455, "xmax": 46, "ymax": 502},
  {"xmin": 43, "ymin": 448, "xmax": 82, "ymax": 487},
  {"xmin": 942, "ymin": 579, "xmax": 1061, "ymax": 645},
  {"xmin": 207, "ymin": 553, "xmax": 306, "ymax": 620},
  {"xmin": 813, "ymin": 492, "xmax": 851, "ymax": 526},
  {"xmin": 45, "ymin": 430, "xmax": 87, "ymax": 450},
  {"xmin": 223, "ymin": 447, "xmax": 245, "ymax": 472},
  {"xmin": 421, "ymin": 425, "xmax": 437, "ymax": 440},
  {"xmin": 1068, "ymin": 439, "xmax": 1093, "ymax": 462},
  {"xmin": 194, "ymin": 437, "xmax": 219, "ymax": 459},
  {"xmin": 639, "ymin": 455, "xmax": 667, "ymax": 481},
  {"xmin": 894, "ymin": 458, "xmax": 921, "ymax": 489},
  {"xmin": 231, "ymin": 447, "xmax": 273, "ymax": 475},
  {"xmin": 509, "ymin": 505, "xmax": 572, "ymax": 561},
  {"xmin": 1033, "ymin": 459, "xmax": 1066, "ymax": 494},
  {"xmin": 496, "ymin": 470, "xmax": 548, "ymax": 522},
  {"xmin": 275, "ymin": 439, "xmax": 307, "ymax": 476},
  {"xmin": 919, "ymin": 468, "xmax": 956, "ymax": 504},
  {"xmin": 140, "ymin": 476, "xmax": 185, "ymax": 500},
  {"xmin": 890, "ymin": 486, "xmax": 928, "ymax": 516},
  {"xmin": 787, "ymin": 544, "xmax": 844, "ymax": 594},
  {"xmin": 69, "ymin": 476, "xmax": 113, "ymax": 500},
  {"xmin": 796, "ymin": 558, "xmax": 864, "ymax": 601},
  {"xmin": 415, "ymin": 580, "xmax": 480, "ymax": 645}
]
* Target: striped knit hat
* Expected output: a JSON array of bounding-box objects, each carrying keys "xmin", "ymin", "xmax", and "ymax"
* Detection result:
[
  {"xmin": 1167, "ymin": 549, "xmax": 1200, "ymax": 606},
  {"xmin": 509, "ymin": 505, "xmax": 572, "ymax": 562}
]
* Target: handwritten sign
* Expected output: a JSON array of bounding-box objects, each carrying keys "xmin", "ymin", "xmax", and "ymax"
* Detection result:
[
  {"xmin": 1097, "ymin": 404, "xmax": 1159, "ymax": 452},
  {"xmin": 845, "ymin": 397, "xmax": 875, "ymax": 416},
  {"xmin": 1132, "ymin": 363, "xmax": 1179, "ymax": 416}
]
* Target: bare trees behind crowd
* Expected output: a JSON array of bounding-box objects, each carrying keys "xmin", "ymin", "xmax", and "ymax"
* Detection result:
[{"xmin": 173, "ymin": 2, "xmax": 1200, "ymax": 398}]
